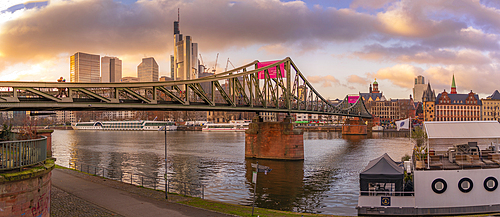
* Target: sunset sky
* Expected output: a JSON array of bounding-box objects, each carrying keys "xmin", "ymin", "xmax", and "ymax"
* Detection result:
[{"xmin": 1, "ymin": 0, "xmax": 500, "ymax": 100}]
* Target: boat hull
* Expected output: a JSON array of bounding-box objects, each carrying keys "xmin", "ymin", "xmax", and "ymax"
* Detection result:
[
  {"xmin": 201, "ymin": 128, "xmax": 247, "ymax": 132},
  {"xmin": 358, "ymin": 167, "xmax": 500, "ymax": 216},
  {"xmin": 71, "ymin": 121, "xmax": 177, "ymax": 131}
]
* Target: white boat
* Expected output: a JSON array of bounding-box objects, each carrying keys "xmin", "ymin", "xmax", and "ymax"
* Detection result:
[
  {"xmin": 71, "ymin": 120, "xmax": 177, "ymax": 131},
  {"xmin": 202, "ymin": 120, "xmax": 250, "ymax": 132},
  {"xmin": 358, "ymin": 121, "xmax": 500, "ymax": 216},
  {"xmin": 372, "ymin": 125, "xmax": 384, "ymax": 131}
]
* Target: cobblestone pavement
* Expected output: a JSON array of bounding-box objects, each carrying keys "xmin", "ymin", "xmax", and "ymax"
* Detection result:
[{"xmin": 51, "ymin": 185, "xmax": 123, "ymax": 217}]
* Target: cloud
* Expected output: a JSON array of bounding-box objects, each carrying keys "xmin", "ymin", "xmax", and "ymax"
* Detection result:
[
  {"xmin": 369, "ymin": 64, "xmax": 423, "ymax": 88},
  {"xmin": 1, "ymin": 0, "xmax": 500, "ymax": 99},
  {"xmin": 353, "ymin": 44, "xmax": 492, "ymax": 65},
  {"xmin": 258, "ymin": 43, "xmax": 291, "ymax": 55},
  {"xmin": 347, "ymin": 74, "xmax": 369, "ymax": 85},
  {"xmin": 375, "ymin": 1, "xmax": 465, "ymax": 38},
  {"xmin": 350, "ymin": 0, "xmax": 397, "ymax": 10},
  {"xmin": 0, "ymin": 0, "xmax": 382, "ymax": 61},
  {"xmin": 307, "ymin": 75, "xmax": 340, "ymax": 87}
]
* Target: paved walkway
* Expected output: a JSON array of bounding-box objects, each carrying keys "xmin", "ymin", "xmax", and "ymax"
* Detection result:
[{"xmin": 51, "ymin": 168, "xmax": 235, "ymax": 217}]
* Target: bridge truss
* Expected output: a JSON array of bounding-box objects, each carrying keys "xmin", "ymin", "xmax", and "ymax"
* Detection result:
[{"xmin": 0, "ymin": 57, "xmax": 371, "ymax": 118}]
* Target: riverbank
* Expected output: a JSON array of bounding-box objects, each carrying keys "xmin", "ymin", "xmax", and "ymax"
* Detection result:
[{"xmin": 51, "ymin": 165, "xmax": 335, "ymax": 217}]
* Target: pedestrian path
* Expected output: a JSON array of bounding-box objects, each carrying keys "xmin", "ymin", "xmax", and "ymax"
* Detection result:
[{"xmin": 51, "ymin": 169, "xmax": 234, "ymax": 217}]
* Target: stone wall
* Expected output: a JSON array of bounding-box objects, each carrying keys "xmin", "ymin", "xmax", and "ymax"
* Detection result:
[{"xmin": 0, "ymin": 160, "xmax": 54, "ymax": 217}]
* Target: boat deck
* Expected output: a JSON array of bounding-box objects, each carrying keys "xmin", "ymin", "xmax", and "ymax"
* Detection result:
[{"xmin": 419, "ymin": 152, "xmax": 500, "ymax": 170}]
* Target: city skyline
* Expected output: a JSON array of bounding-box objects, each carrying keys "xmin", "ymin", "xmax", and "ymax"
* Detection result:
[{"xmin": 2, "ymin": 0, "xmax": 500, "ymax": 100}]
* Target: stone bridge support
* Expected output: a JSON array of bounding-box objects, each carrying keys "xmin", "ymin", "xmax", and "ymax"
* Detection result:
[
  {"xmin": 342, "ymin": 118, "xmax": 367, "ymax": 135},
  {"xmin": 245, "ymin": 116, "xmax": 304, "ymax": 160}
]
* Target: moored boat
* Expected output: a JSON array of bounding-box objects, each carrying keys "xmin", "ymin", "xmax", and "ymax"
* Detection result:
[
  {"xmin": 202, "ymin": 120, "xmax": 250, "ymax": 132},
  {"xmin": 357, "ymin": 121, "xmax": 500, "ymax": 216},
  {"xmin": 71, "ymin": 120, "xmax": 177, "ymax": 131}
]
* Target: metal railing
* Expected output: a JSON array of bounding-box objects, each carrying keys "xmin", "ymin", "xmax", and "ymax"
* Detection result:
[
  {"xmin": 359, "ymin": 191, "xmax": 414, "ymax": 196},
  {"xmin": 68, "ymin": 161, "xmax": 204, "ymax": 199},
  {"xmin": 0, "ymin": 136, "xmax": 47, "ymax": 171}
]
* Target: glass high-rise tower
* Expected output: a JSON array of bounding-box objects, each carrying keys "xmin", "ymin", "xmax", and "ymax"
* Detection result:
[
  {"xmin": 137, "ymin": 57, "xmax": 159, "ymax": 82},
  {"xmin": 101, "ymin": 56, "xmax": 122, "ymax": 82},
  {"xmin": 70, "ymin": 52, "xmax": 100, "ymax": 83}
]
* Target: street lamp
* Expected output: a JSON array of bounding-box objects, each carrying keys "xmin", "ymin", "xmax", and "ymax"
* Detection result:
[{"xmin": 159, "ymin": 125, "xmax": 168, "ymax": 199}]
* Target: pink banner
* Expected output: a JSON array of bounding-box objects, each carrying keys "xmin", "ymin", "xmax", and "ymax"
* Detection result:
[
  {"xmin": 257, "ymin": 61, "xmax": 286, "ymax": 79},
  {"xmin": 348, "ymin": 96, "xmax": 359, "ymax": 104}
]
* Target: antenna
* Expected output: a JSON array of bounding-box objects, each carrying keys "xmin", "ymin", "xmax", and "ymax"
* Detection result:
[{"xmin": 178, "ymin": 8, "xmax": 180, "ymax": 22}]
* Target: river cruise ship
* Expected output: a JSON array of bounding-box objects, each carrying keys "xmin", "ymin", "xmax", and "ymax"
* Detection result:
[
  {"xmin": 71, "ymin": 120, "xmax": 177, "ymax": 131},
  {"xmin": 358, "ymin": 121, "xmax": 500, "ymax": 216},
  {"xmin": 202, "ymin": 120, "xmax": 250, "ymax": 132}
]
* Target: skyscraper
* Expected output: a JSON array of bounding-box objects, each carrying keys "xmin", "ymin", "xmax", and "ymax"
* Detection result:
[
  {"xmin": 101, "ymin": 56, "xmax": 122, "ymax": 82},
  {"xmin": 173, "ymin": 15, "xmax": 199, "ymax": 81},
  {"xmin": 70, "ymin": 52, "xmax": 100, "ymax": 83},
  {"xmin": 413, "ymin": 75, "xmax": 426, "ymax": 102},
  {"xmin": 137, "ymin": 57, "xmax": 159, "ymax": 82}
]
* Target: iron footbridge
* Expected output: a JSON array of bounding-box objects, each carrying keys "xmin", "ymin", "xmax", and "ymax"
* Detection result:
[{"xmin": 0, "ymin": 57, "xmax": 371, "ymax": 118}]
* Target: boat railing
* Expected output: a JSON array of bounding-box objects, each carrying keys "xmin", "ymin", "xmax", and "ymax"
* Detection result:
[
  {"xmin": 68, "ymin": 161, "xmax": 205, "ymax": 199},
  {"xmin": 359, "ymin": 191, "xmax": 414, "ymax": 196},
  {"xmin": 413, "ymin": 148, "xmax": 500, "ymax": 171}
]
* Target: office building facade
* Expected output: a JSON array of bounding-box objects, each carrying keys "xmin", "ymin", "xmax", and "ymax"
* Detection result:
[
  {"xmin": 101, "ymin": 56, "xmax": 122, "ymax": 82},
  {"xmin": 137, "ymin": 57, "xmax": 159, "ymax": 82},
  {"xmin": 482, "ymin": 90, "xmax": 500, "ymax": 121},
  {"xmin": 435, "ymin": 76, "xmax": 481, "ymax": 121},
  {"xmin": 70, "ymin": 52, "xmax": 100, "ymax": 83}
]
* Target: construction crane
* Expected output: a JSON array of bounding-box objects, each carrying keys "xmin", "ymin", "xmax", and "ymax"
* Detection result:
[
  {"xmin": 199, "ymin": 54, "xmax": 204, "ymax": 66},
  {"xmin": 224, "ymin": 58, "xmax": 236, "ymax": 72},
  {"xmin": 212, "ymin": 53, "xmax": 219, "ymax": 73}
]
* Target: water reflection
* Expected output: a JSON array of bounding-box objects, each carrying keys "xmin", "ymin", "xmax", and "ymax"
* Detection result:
[
  {"xmin": 245, "ymin": 159, "xmax": 307, "ymax": 212},
  {"xmin": 52, "ymin": 130, "xmax": 412, "ymax": 216}
]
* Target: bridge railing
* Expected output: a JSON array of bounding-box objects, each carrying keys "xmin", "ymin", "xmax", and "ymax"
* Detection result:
[
  {"xmin": 69, "ymin": 161, "xmax": 205, "ymax": 199},
  {"xmin": 0, "ymin": 136, "xmax": 47, "ymax": 171}
]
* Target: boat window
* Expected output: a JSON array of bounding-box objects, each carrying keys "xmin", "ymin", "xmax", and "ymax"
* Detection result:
[
  {"xmin": 458, "ymin": 177, "xmax": 473, "ymax": 193},
  {"xmin": 484, "ymin": 177, "xmax": 498, "ymax": 192},
  {"xmin": 432, "ymin": 178, "xmax": 447, "ymax": 194}
]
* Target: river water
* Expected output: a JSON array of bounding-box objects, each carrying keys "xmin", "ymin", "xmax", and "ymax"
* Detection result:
[{"xmin": 51, "ymin": 130, "xmax": 412, "ymax": 216}]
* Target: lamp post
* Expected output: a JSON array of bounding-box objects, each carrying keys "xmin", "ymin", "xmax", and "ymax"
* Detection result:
[
  {"xmin": 160, "ymin": 125, "xmax": 168, "ymax": 199},
  {"xmin": 167, "ymin": 125, "xmax": 168, "ymax": 199}
]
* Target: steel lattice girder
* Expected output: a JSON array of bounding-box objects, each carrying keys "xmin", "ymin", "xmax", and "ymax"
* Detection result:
[{"xmin": 0, "ymin": 58, "xmax": 372, "ymax": 118}]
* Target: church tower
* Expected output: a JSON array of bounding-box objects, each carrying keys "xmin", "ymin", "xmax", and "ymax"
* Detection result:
[
  {"xmin": 450, "ymin": 74, "xmax": 457, "ymax": 94},
  {"xmin": 372, "ymin": 79, "xmax": 380, "ymax": 93}
]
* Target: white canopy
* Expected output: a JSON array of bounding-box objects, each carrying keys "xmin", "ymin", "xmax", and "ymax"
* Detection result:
[{"xmin": 424, "ymin": 121, "xmax": 500, "ymax": 139}]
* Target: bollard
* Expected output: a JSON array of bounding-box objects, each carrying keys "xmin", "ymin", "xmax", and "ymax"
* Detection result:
[
  {"xmin": 202, "ymin": 185, "xmax": 204, "ymax": 199},
  {"xmin": 131, "ymin": 173, "xmax": 133, "ymax": 184},
  {"xmin": 141, "ymin": 176, "xmax": 143, "ymax": 186}
]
